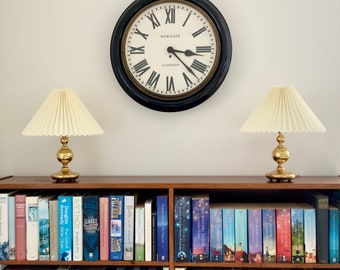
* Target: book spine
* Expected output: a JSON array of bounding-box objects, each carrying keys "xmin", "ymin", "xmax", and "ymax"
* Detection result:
[
  {"xmin": 304, "ymin": 207, "xmax": 316, "ymax": 263},
  {"xmin": 144, "ymin": 198, "xmax": 153, "ymax": 262},
  {"xmin": 262, "ymin": 208, "xmax": 276, "ymax": 263},
  {"xmin": 174, "ymin": 196, "xmax": 191, "ymax": 262},
  {"xmin": 0, "ymin": 193, "xmax": 10, "ymax": 260},
  {"xmin": 156, "ymin": 195, "xmax": 168, "ymax": 262},
  {"xmin": 109, "ymin": 195, "xmax": 124, "ymax": 260},
  {"xmin": 134, "ymin": 204, "xmax": 145, "ymax": 261},
  {"xmin": 8, "ymin": 196, "xmax": 16, "ymax": 260},
  {"xmin": 276, "ymin": 208, "xmax": 291, "ymax": 263},
  {"xmin": 15, "ymin": 194, "xmax": 26, "ymax": 261},
  {"xmin": 83, "ymin": 195, "xmax": 99, "ymax": 261},
  {"xmin": 291, "ymin": 208, "xmax": 304, "ymax": 263},
  {"xmin": 72, "ymin": 195, "xmax": 83, "ymax": 261},
  {"xmin": 222, "ymin": 208, "xmax": 235, "ymax": 262},
  {"xmin": 248, "ymin": 208, "xmax": 262, "ymax": 263},
  {"xmin": 191, "ymin": 195, "xmax": 209, "ymax": 262},
  {"xmin": 38, "ymin": 197, "xmax": 51, "ymax": 261},
  {"xmin": 49, "ymin": 199, "xmax": 58, "ymax": 261},
  {"xmin": 329, "ymin": 205, "xmax": 339, "ymax": 263},
  {"xmin": 99, "ymin": 197, "xmax": 109, "ymax": 261},
  {"xmin": 234, "ymin": 208, "xmax": 248, "ymax": 263},
  {"xmin": 151, "ymin": 211, "xmax": 157, "ymax": 261},
  {"xmin": 123, "ymin": 195, "xmax": 135, "ymax": 261},
  {"xmin": 209, "ymin": 207, "xmax": 223, "ymax": 262},
  {"xmin": 26, "ymin": 196, "xmax": 40, "ymax": 261},
  {"xmin": 58, "ymin": 195, "xmax": 73, "ymax": 261}
]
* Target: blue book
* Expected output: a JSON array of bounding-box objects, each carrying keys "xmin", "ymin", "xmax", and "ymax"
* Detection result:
[
  {"xmin": 156, "ymin": 195, "xmax": 168, "ymax": 262},
  {"xmin": 248, "ymin": 208, "xmax": 262, "ymax": 263},
  {"xmin": 210, "ymin": 207, "xmax": 223, "ymax": 262},
  {"xmin": 174, "ymin": 195, "xmax": 191, "ymax": 262},
  {"xmin": 262, "ymin": 207, "xmax": 276, "ymax": 263},
  {"xmin": 58, "ymin": 194, "xmax": 73, "ymax": 261},
  {"xmin": 191, "ymin": 194, "xmax": 209, "ymax": 262},
  {"xmin": 303, "ymin": 204, "xmax": 316, "ymax": 263},
  {"xmin": 222, "ymin": 207, "xmax": 235, "ymax": 262},
  {"xmin": 109, "ymin": 194, "xmax": 124, "ymax": 260},
  {"xmin": 234, "ymin": 207, "xmax": 248, "ymax": 262},
  {"xmin": 83, "ymin": 195, "xmax": 99, "ymax": 261},
  {"xmin": 329, "ymin": 205, "xmax": 339, "ymax": 263},
  {"xmin": 38, "ymin": 195, "xmax": 53, "ymax": 260},
  {"xmin": 291, "ymin": 206, "xmax": 304, "ymax": 263}
]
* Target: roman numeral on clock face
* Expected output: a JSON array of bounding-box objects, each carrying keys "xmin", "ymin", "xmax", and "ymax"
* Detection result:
[
  {"xmin": 147, "ymin": 12, "xmax": 161, "ymax": 29},
  {"xmin": 129, "ymin": 46, "xmax": 145, "ymax": 54},
  {"xmin": 134, "ymin": 28, "xmax": 149, "ymax": 40},
  {"xmin": 166, "ymin": 76, "xmax": 175, "ymax": 92},
  {"xmin": 191, "ymin": 59, "xmax": 208, "ymax": 73},
  {"xmin": 134, "ymin": 59, "xmax": 150, "ymax": 76},
  {"xmin": 192, "ymin": 27, "xmax": 206, "ymax": 38},
  {"xmin": 196, "ymin": 46, "xmax": 212, "ymax": 53},
  {"xmin": 147, "ymin": 71, "xmax": 160, "ymax": 89},
  {"xmin": 165, "ymin": 8, "xmax": 175, "ymax": 24}
]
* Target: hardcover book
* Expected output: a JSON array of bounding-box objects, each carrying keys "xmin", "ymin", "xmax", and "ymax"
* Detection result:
[
  {"xmin": 276, "ymin": 207, "xmax": 291, "ymax": 263},
  {"xmin": 156, "ymin": 195, "xmax": 168, "ymax": 262},
  {"xmin": 174, "ymin": 196, "xmax": 191, "ymax": 262},
  {"xmin": 303, "ymin": 203, "xmax": 316, "ymax": 263},
  {"xmin": 83, "ymin": 195, "xmax": 99, "ymax": 261},
  {"xmin": 38, "ymin": 195, "xmax": 53, "ymax": 261},
  {"xmin": 191, "ymin": 194, "xmax": 209, "ymax": 262},
  {"xmin": 328, "ymin": 205, "xmax": 339, "ymax": 263},
  {"xmin": 247, "ymin": 207, "xmax": 262, "ymax": 263},
  {"xmin": 26, "ymin": 195, "xmax": 40, "ymax": 260},
  {"xmin": 72, "ymin": 194, "xmax": 83, "ymax": 261},
  {"xmin": 262, "ymin": 207, "xmax": 276, "ymax": 263},
  {"xmin": 48, "ymin": 199, "xmax": 59, "ymax": 261},
  {"xmin": 144, "ymin": 198, "xmax": 153, "ymax": 262},
  {"xmin": 123, "ymin": 194, "xmax": 136, "ymax": 261},
  {"xmin": 222, "ymin": 207, "xmax": 235, "ymax": 262},
  {"xmin": 151, "ymin": 211, "xmax": 157, "ymax": 261},
  {"xmin": 8, "ymin": 195, "xmax": 16, "ymax": 260},
  {"xmin": 109, "ymin": 194, "xmax": 124, "ymax": 260},
  {"xmin": 58, "ymin": 194, "xmax": 73, "ymax": 261},
  {"xmin": 15, "ymin": 194, "xmax": 26, "ymax": 261},
  {"xmin": 209, "ymin": 206, "xmax": 223, "ymax": 262},
  {"xmin": 291, "ymin": 207, "xmax": 304, "ymax": 263},
  {"xmin": 99, "ymin": 196, "xmax": 109, "ymax": 261},
  {"xmin": 234, "ymin": 207, "xmax": 248, "ymax": 263},
  {"xmin": 134, "ymin": 203, "xmax": 145, "ymax": 261}
]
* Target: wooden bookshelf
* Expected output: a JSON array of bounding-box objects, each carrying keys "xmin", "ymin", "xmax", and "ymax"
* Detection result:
[{"xmin": 1, "ymin": 175, "xmax": 340, "ymax": 269}]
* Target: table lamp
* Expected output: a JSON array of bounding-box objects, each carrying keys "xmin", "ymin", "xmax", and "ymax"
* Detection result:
[
  {"xmin": 22, "ymin": 89, "xmax": 104, "ymax": 182},
  {"xmin": 240, "ymin": 86, "xmax": 326, "ymax": 182}
]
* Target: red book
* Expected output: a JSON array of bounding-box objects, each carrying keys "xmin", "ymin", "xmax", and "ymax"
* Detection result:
[
  {"xmin": 276, "ymin": 207, "xmax": 291, "ymax": 263},
  {"xmin": 99, "ymin": 196, "xmax": 109, "ymax": 260},
  {"xmin": 15, "ymin": 194, "xmax": 26, "ymax": 260}
]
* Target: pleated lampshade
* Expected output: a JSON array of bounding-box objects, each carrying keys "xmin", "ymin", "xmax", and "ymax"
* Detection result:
[{"xmin": 22, "ymin": 89, "xmax": 104, "ymax": 136}]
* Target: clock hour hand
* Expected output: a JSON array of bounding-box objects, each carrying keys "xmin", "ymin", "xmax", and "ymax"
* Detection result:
[
  {"xmin": 172, "ymin": 48, "xmax": 203, "ymax": 57},
  {"xmin": 167, "ymin": 46, "xmax": 198, "ymax": 79}
]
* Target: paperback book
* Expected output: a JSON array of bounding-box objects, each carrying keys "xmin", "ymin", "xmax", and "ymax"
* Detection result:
[
  {"xmin": 109, "ymin": 194, "xmax": 124, "ymax": 260},
  {"xmin": 209, "ymin": 207, "xmax": 223, "ymax": 262},
  {"xmin": 247, "ymin": 208, "xmax": 262, "ymax": 263},
  {"xmin": 58, "ymin": 194, "xmax": 73, "ymax": 261},
  {"xmin": 156, "ymin": 195, "xmax": 168, "ymax": 262},
  {"xmin": 222, "ymin": 207, "xmax": 235, "ymax": 262},
  {"xmin": 83, "ymin": 195, "xmax": 99, "ymax": 261},
  {"xmin": 291, "ymin": 207, "xmax": 304, "ymax": 263},
  {"xmin": 234, "ymin": 207, "xmax": 248, "ymax": 263},
  {"xmin": 276, "ymin": 207, "xmax": 291, "ymax": 263},
  {"xmin": 262, "ymin": 207, "xmax": 276, "ymax": 263}
]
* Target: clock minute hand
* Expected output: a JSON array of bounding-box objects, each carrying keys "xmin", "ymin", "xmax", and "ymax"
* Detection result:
[{"xmin": 167, "ymin": 46, "xmax": 198, "ymax": 79}]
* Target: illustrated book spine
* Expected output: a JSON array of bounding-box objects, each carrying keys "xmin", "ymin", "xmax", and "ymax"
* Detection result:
[
  {"xmin": 26, "ymin": 195, "xmax": 40, "ymax": 261},
  {"xmin": 291, "ymin": 207, "xmax": 304, "ymax": 263},
  {"xmin": 209, "ymin": 207, "xmax": 223, "ymax": 262},
  {"xmin": 38, "ymin": 196, "xmax": 52, "ymax": 261},
  {"xmin": 58, "ymin": 195, "xmax": 73, "ymax": 261},
  {"xmin": 8, "ymin": 196, "xmax": 15, "ymax": 260},
  {"xmin": 15, "ymin": 194, "xmax": 26, "ymax": 261},
  {"xmin": 247, "ymin": 208, "xmax": 262, "ymax": 263},
  {"xmin": 234, "ymin": 207, "xmax": 248, "ymax": 263},
  {"xmin": 262, "ymin": 208, "xmax": 276, "ymax": 263},
  {"xmin": 109, "ymin": 194, "xmax": 124, "ymax": 260},
  {"xmin": 275, "ymin": 207, "xmax": 291, "ymax": 263},
  {"xmin": 99, "ymin": 196, "xmax": 109, "ymax": 261},
  {"xmin": 83, "ymin": 195, "xmax": 99, "ymax": 261},
  {"xmin": 123, "ymin": 194, "xmax": 136, "ymax": 261},
  {"xmin": 72, "ymin": 195, "xmax": 83, "ymax": 261},
  {"xmin": 134, "ymin": 204, "xmax": 145, "ymax": 261},
  {"xmin": 222, "ymin": 207, "xmax": 235, "ymax": 262},
  {"xmin": 144, "ymin": 198, "xmax": 153, "ymax": 262},
  {"xmin": 328, "ymin": 205, "xmax": 339, "ymax": 263},
  {"xmin": 156, "ymin": 195, "xmax": 168, "ymax": 262},
  {"xmin": 48, "ymin": 199, "xmax": 58, "ymax": 261},
  {"xmin": 303, "ymin": 205, "xmax": 316, "ymax": 263},
  {"xmin": 0, "ymin": 192, "xmax": 14, "ymax": 260},
  {"xmin": 174, "ymin": 196, "xmax": 191, "ymax": 262}
]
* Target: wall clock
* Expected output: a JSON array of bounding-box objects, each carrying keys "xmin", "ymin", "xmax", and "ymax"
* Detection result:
[{"xmin": 110, "ymin": 0, "xmax": 232, "ymax": 112}]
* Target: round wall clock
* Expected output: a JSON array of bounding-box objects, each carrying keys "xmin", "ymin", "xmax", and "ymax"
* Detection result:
[{"xmin": 110, "ymin": 0, "xmax": 232, "ymax": 112}]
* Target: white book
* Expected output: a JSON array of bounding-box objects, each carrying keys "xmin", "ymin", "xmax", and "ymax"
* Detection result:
[
  {"xmin": 123, "ymin": 194, "xmax": 136, "ymax": 261},
  {"xmin": 134, "ymin": 204, "xmax": 145, "ymax": 261},
  {"xmin": 72, "ymin": 195, "xmax": 83, "ymax": 261},
  {"xmin": 144, "ymin": 198, "xmax": 153, "ymax": 261},
  {"xmin": 26, "ymin": 195, "xmax": 40, "ymax": 260}
]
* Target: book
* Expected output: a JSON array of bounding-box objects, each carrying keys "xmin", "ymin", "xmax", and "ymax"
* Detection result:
[
  {"xmin": 156, "ymin": 195, "xmax": 168, "ymax": 262},
  {"xmin": 26, "ymin": 195, "xmax": 40, "ymax": 260},
  {"xmin": 38, "ymin": 195, "xmax": 54, "ymax": 261},
  {"xmin": 144, "ymin": 198, "xmax": 153, "ymax": 262},
  {"xmin": 83, "ymin": 195, "xmax": 99, "ymax": 261},
  {"xmin": 291, "ymin": 206, "xmax": 304, "ymax": 263},
  {"xmin": 99, "ymin": 196, "xmax": 109, "ymax": 261},
  {"xmin": 8, "ymin": 195, "xmax": 16, "ymax": 260},
  {"xmin": 58, "ymin": 194, "xmax": 73, "ymax": 261},
  {"xmin": 328, "ymin": 205, "xmax": 339, "ymax": 263},
  {"xmin": 72, "ymin": 194, "xmax": 83, "ymax": 261},
  {"xmin": 174, "ymin": 196, "xmax": 191, "ymax": 262},
  {"xmin": 15, "ymin": 194, "xmax": 26, "ymax": 261},
  {"xmin": 247, "ymin": 207, "xmax": 262, "ymax": 263},
  {"xmin": 276, "ymin": 207, "xmax": 291, "ymax": 263},
  {"xmin": 234, "ymin": 207, "xmax": 248, "ymax": 263},
  {"xmin": 123, "ymin": 194, "xmax": 136, "ymax": 261},
  {"xmin": 134, "ymin": 203, "xmax": 145, "ymax": 261},
  {"xmin": 151, "ymin": 211, "xmax": 157, "ymax": 261},
  {"xmin": 109, "ymin": 194, "xmax": 124, "ymax": 260},
  {"xmin": 222, "ymin": 207, "xmax": 235, "ymax": 262},
  {"xmin": 303, "ymin": 203, "xmax": 316, "ymax": 263},
  {"xmin": 191, "ymin": 194, "xmax": 209, "ymax": 262},
  {"xmin": 262, "ymin": 207, "xmax": 276, "ymax": 263},
  {"xmin": 49, "ymin": 199, "xmax": 59, "ymax": 261},
  {"xmin": 209, "ymin": 206, "xmax": 223, "ymax": 262}
]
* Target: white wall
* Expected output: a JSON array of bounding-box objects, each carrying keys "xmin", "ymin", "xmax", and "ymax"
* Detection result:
[{"xmin": 1, "ymin": 0, "xmax": 339, "ymax": 177}]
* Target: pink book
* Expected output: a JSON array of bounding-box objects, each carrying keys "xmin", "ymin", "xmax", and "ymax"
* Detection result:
[
  {"xmin": 15, "ymin": 194, "xmax": 26, "ymax": 260},
  {"xmin": 99, "ymin": 196, "xmax": 109, "ymax": 260}
]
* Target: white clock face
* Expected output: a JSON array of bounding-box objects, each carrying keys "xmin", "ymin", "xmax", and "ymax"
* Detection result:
[{"xmin": 122, "ymin": 0, "xmax": 220, "ymax": 100}]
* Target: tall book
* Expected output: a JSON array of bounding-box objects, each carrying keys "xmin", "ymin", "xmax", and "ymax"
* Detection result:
[
  {"xmin": 109, "ymin": 194, "xmax": 124, "ymax": 260},
  {"xmin": 58, "ymin": 194, "xmax": 73, "ymax": 261},
  {"xmin": 144, "ymin": 198, "xmax": 153, "ymax": 262},
  {"xmin": 305, "ymin": 191, "xmax": 329, "ymax": 263},
  {"xmin": 48, "ymin": 199, "xmax": 59, "ymax": 261},
  {"xmin": 73, "ymin": 194, "xmax": 83, "ymax": 261},
  {"xmin": 99, "ymin": 196, "xmax": 109, "ymax": 261},
  {"xmin": 247, "ymin": 207, "xmax": 262, "ymax": 263},
  {"xmin": 151, "ymin": 211, "xmax": 157, "ymax": 261},
  {"xmin": 156, "ymin": 195, "xmax": 168, "ymax": 262},
  {"xmin": 15, "ymin": 194, "xmax": 26, "ymax": 261},
  {"xmin": 174, "ymin": 196, "xmax": 191, "ymax": 262},
  {"xmin": 191, "ymin": 194, "xmax": 209, "ymax": 262},
  {"xmin": 234, "ymin": 207, "xmax": 248, "ymax": 263},
  {"xmin": 134, "ymin": 203, "xmax": 145, "ymax": 261},
  {"xmin": 26, "ymin": 195, "xmax": 40, "ymax": 261},
  {"xmin": 38, "ymin": 195, "xmax": 53, "ymax": 261},
  {"xmin": 8, "ymin": 195, "xmax": 16, "ymax": 260},
  {"xmin": 222, "ymin": 207, "xmax": 235, "ymax": 262},
  {"xmin": 83, "ymin": 195, "xmax": 99, "ymax": 261},
  {"xmin": 124, "ymin": 194, "xmax": 136, "ymax": 261},
  {"xmin": 291, "ymin": 206, "xmax": 304, "ymax": 263},
  {"xmin": 303, "ymin": 203, "xmax": 316, "ymax": 263},
  {"xmin": 209, "ymin": 206, "xmax": 223, "ymax": 262},
  {"xmin": 328, "ymin": 205, "xmax": 339, "ymax": 263},
  {"xmin": 276, "ymin": 207, "xmax": 291, "ymax": 263},
  {"xmin": 262, "ymin": 207, "xmax": 276, "ymax": 263}
]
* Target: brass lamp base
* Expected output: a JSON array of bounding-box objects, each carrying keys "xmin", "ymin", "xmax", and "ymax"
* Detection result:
[
  {"xmin": 52, "ymin": 136, "xmax": 79, "ymax": 183},
  {"xmin": 266, "ymin": 132, "xmax": 297, "ymax": 183}
]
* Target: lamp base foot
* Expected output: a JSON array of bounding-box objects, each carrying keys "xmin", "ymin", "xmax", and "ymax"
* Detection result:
[
  {"xmin": 266, "ymin": 169, "xmax": 297, "ymax": 183},
  {"xmin": 52, "ymin": 171, "xmax": 79, "ymax": 183}
]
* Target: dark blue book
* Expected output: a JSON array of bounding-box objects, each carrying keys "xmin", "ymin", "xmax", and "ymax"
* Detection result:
[
  {"xmin": 58, "ymin": 194, "xmax": 73, "ymax": 261},
  {"xmin": 262, "ymin": 207, "xmax": 276, "ymax": 263},
  {"xmin": 210, "ymin": 206, "xmax": 223, "ymax": 262},
  {"xmin": 156, "ymin": 195, "xmax": 168, "ymax": 262},
  {"xmin": 83, "ymin": 195, "xmax": 100, "ymax": 261},
  {"xmin": 174, "ymin": 195, "xmax": 191, "ymax": 262},
  {"xmin": 109, "ymin": 194, "xmax": 124, "ymax": 260}
]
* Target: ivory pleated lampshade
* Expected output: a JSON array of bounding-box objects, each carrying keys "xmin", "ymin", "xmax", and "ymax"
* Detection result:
[
  {"xmin": 240, "ymin": 86, "xmax": 326, "ymax": 133},
  {"xmin": 22, "ymin": 89, "xmax": 104, "ymax": 136}
]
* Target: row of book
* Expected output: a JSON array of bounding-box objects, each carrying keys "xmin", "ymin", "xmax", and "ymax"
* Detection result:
[{"xmin": 0, "ymin": 191, "xmax": 168, "ymax": 262}]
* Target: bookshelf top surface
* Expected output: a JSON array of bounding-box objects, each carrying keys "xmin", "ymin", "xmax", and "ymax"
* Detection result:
[{"xmin": 0, "ymin": 175, "xmax": 339, "ymax": 190}]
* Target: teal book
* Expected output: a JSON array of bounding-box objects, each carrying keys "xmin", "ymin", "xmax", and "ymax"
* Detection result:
[
  {"xmin": 234, "ymin": 207, "xmax": 248, "ymax": 263},
  {"xmin": 247, "ymin": 208, "xmax": 262, "ymax": 263},
  {"xmin": 156, "ymin": 195, "xmax": 168, "ymax": 262},
  {"xmin": 291, "ymin": 207, "xmax": 304, "ymax": 263},
  {"xmin": 262, "ymin": 207, "xmax": 276, "ymax": 263},
  {"xmin": 303, "ymin": 203, "xmax": 316, "ymax": 263},
  {"xmin": 8, "ymin": 196, "xmax": 16, "ymax": 260},
  {"xmin": 38, "ymin": 195, "xmax": 54, "ymax": 260},
  {"xmin": 222, "ymin": 207, "xmax": 235, "ymax": 262},
  {"xmin": 109, "ymin": 194, "xmax": 124, "ymax": 260},
  {"xmin": 58, "ymin": 194, "xmax": 73, "ymax": 261},
  {"xmin": 329, "ymin": 205, "xmax": 339, "ymax": 263},
  {"xmin": 83, "ymin": 195, "xmax": 99, "ymax": 261},
  {"xmin": 209, "ymin": 206, "xmax": 223, "ymax": 262}
]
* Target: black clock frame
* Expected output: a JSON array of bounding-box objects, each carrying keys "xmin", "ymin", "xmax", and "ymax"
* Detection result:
[{"xmin": 110, "ymin": 0, "xmax": 232, "ymax": 112}]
